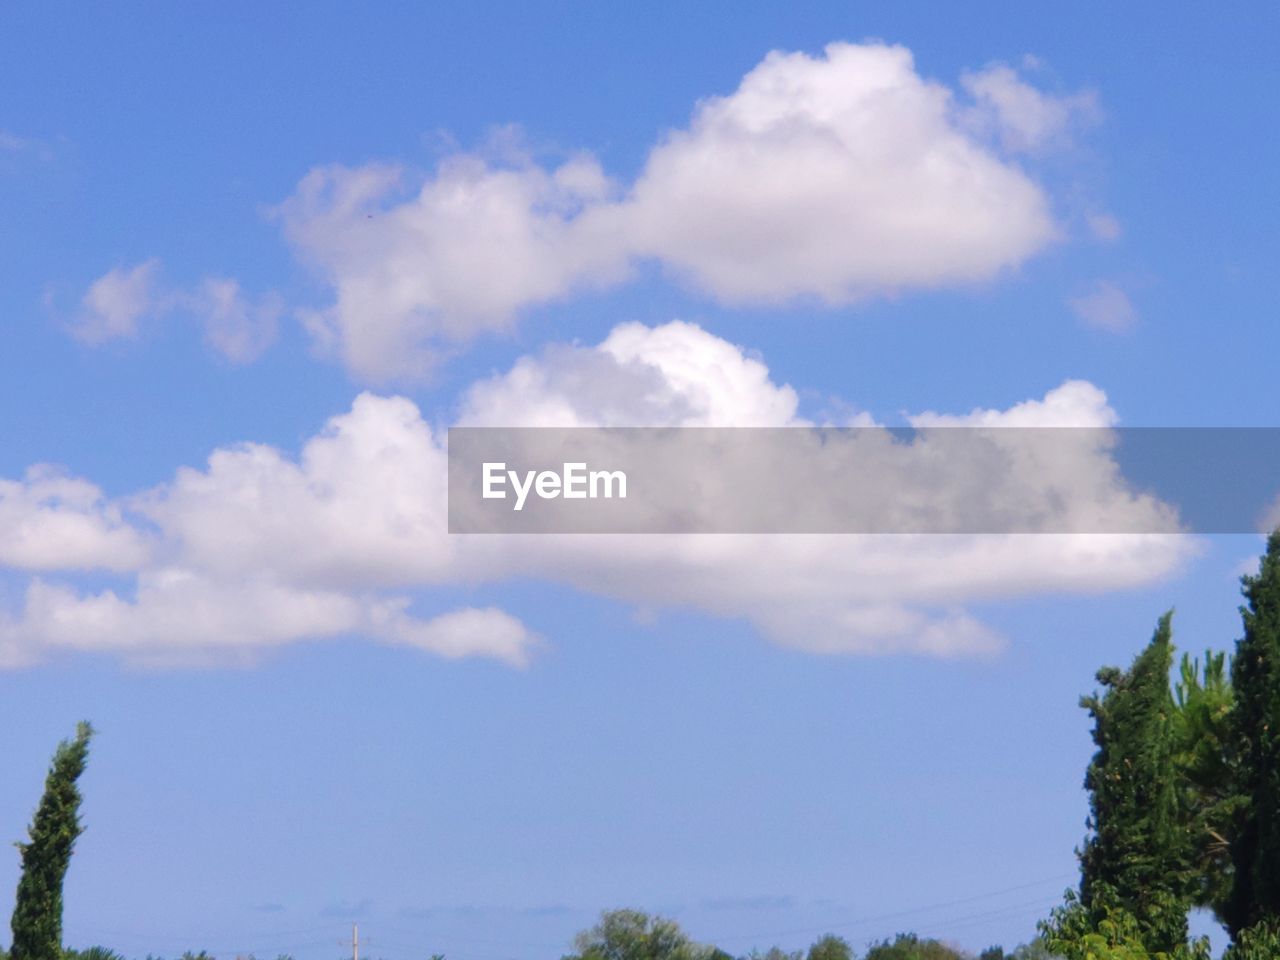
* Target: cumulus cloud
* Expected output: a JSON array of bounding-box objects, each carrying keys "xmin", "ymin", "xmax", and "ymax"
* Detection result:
[
  {"xmin": 280, "ymin": 42, "xmax": 1084, "ymax": 380},
  {"xmin": 69, "ymin": 261, "xmax": 282, "ymax": 362},
  {"xmin": 1070, "ymin": 280, "xmax": 1138, "ymax": 333},
  {"xmin": 0, "ymin": 321, "xmax": 1195, "ymax": 669},
  {"xmin": 280, "ymin": 154, "xmax": 629, "ymax": 381},
  {"xmin": 0, "ymin": 465, "xmax": 150, "ymax": 571}
]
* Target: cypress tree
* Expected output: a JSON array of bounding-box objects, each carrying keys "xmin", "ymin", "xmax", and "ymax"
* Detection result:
[
  {"xmin": 1226, "ymin": 530, "xmax": 1280, "ymax": 938},
  {"xmin": 1078, "ymin": 612, "xmax": 1190, "ymax": 952},
  {"xmin": 1172, "ymin": 648, "xmax": 1236, "ymax": 924},
  {"xmin": 10, "ymin": 722, "xmax": 94, "ymax": 960}
]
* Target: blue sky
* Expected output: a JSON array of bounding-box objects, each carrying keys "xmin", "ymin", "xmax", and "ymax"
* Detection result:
[{"xmin": 1, "ymin": 3, "xmax": 1278, "ymax": 958}]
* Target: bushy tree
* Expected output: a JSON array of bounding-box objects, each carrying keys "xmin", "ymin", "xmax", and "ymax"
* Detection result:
[
  {"xmin": 10, "ymin": 723, "xmax": 94, "ymax": 960},
  {"xmin": 804, "ymin": 936, "xmax": 851, "ymax": 960},
  {"xmin": 564, "ymin": 910, "xmax": 715, "ymax": 960},
  {"xmin": 861, "ymin": 933, "xmax": 965, "ymax": 960},
  {"xmin": 1225, "ymin": 530, "xmax": 1280, "ymax": 938},
  {"xmin": 1041, "ymin": 898, "xmax": 1208, "ymax": 960},
  {"xmin": 1077, "ymin": 614, "xmax": 1191, "ymax": 953}
]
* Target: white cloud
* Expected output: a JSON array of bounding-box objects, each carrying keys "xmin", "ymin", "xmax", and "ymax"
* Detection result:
[
  {"xmin": 622, "ymin": 44, "xmax": 1058, "ymax": 303},
  {"xmin": 280, "ymin": 42, "xmax": 1084, "ymax": 380},
  {"xmin": 458, "ymin": 320, "xmax": 802, "ymax": 428},
  {"xmin": 70, "ymin": 261, "xmax": 282, "ymax": 362},
  {"xmin": 0, "ymin": 465, "xmax": 150, "ymax": 571},
  {"xmin": 188, "ymin": 278, "xmax": 283, "ymax": 363},
  {"xmin": 1070, "ymin": 280, "xmax": 1138, "ymax": 332},
  {"xmin": 1259, "ymin": 494, "xmax": 1280, "ymax": 537},
  {"xmin": 279, "ymin": 154, "xmax": 629, "ymax": 381},
  {"xmin": 0, "ymin": 321, "xmax": 1196, "ymax": 670},
  {"xmin": 72, "ymin": 259, "xmax": 163, "ymax": 343},
  {"xmin": 960, "ymin": 63, "xmax": 1097, "ymax": 154}
]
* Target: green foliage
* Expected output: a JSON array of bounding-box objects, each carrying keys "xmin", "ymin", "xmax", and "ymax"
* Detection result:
[
  {"xmin": 10, "ymin": 723, "xmax": 95, "ymax": 960},
  {"xmin": 1222, "ymin": 920, "xmax": 1280, "ymax": 959},
  {"xmin": 1078, "ymin": 614, "xmax": 1192, "ymax": 952},
  {"xmin": 861, "ymin": 933, "xmax": 966, "ymax": 960},
  {"xmin": 804, "ymin": 936, "xmax": 851, "ymax": 960},
  {"xmin": 63, "ymin": 948, "xmax": 124, "ymax": 960},
  {"xmin": 743, "ymin": 949, "xmax": 800, "ymax": 960},
  {"xmin": 564, "ymin": 910, "xmax": 716, "ymax": 960},
  {"xmin": 1004, "ymin": 945, "xmax": 1061, "ymax": 960},
  {"xmin": 1225, "ymin": 530, "xmax": 1280, "ymax": 937},
  {"xmin": 1040, "ymin": 897, "xmax": 1208, "ymax": 960},
  {"xmin": 1172, "ymin": 648, "xmax": 1239, "ymax": 923}
]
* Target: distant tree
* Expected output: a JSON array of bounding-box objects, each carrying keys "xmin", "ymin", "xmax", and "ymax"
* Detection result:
[
  {"xmin": 63, "ymin": 948, "xmax": 124, "ymax": 960},
  {"xmin": 805, "ymin": 936, "xmax": 851, "ymax": 960},
  {"xmin": 564, "ymin": 910, "xmax": 715, "ymax": 960},
  {"xmin": 1077, "ymin": 613, "xmax": 1191, "ymax": 953},
  {"xmin": 1005, "ymin": 945, "xmax": 1060, "ymax": 960},
  {"xmin": 1225, "ymin": 530, "xmax": 1280, "ymax": 938},
  {"xmin": 744, "ymin": 949, "xmax": 800, "ymax": 960},
  {"xmin": 861, "ymin": 933, "xmax": 965, "ymax": 960},
  {"xmin": 10, "ymin": 722, "xmax": 94, "ymax": 960}
]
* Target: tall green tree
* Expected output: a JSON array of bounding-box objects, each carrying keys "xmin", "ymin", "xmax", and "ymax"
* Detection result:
[
  {"xmin": 1077, "ymin": 613, "xmax": 1190, "ymax": 953},
  {"xmin": 1171, "ymin": 648, "xmax": 1237, "ymax": 922},
  {"xmin": 10, "ymin": 722, "xmax": 94, "ymax": 960},
  {"xmin": 1225, "ymin": 530, "xmax": 1280, "ymax": 938}
]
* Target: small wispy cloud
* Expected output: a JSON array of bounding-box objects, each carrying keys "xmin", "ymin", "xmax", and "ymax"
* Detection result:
[
  {"xmin": 1086, "ymin": 212, "xmax": 1123, "ymax": 243},
  {"xmin": 0, "ymin": 130, "xmax": 33, "ymax": 153},
  {"xmin": 65, "ymin": 259, "xmax": 281, "ymax": 362},
  {"xmin": 1070, "ymin": 280, "xmax": 1138, "ymax": 333},
  {"xmin": 321, "ymin": 898, "xmax": 373, "ymax": 919},
  {"xmin": 700, "ymin": 895, "xmax": 795, "ymax": 912}
]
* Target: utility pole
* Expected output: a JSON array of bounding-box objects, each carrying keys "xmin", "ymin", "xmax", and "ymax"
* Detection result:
[{"xmin": 351, "ymin": 922, "xmax": 359, "ymax": 960}]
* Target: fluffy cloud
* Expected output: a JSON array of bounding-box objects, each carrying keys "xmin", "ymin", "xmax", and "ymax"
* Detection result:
[
  {"xmin": 281, "ymin": 43, "xmax": 1082, "ymax": 380},
  {"xmin": 0, "ymin": 466, "xmax": 150, "ymax": 571},
  {"xmin": 280, "ymin": 155, "xmax": 629, "ymax": 381},
  {"xmin": 0, "ymin": 321, "xmax": 1195, "ymax": 669},
  {"xmin": 621, "ymin": 45, "xmax": 1056, "ymax": 303}
]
